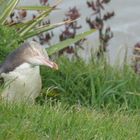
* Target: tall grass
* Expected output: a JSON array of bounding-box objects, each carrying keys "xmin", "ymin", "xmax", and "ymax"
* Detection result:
[
  {"xmin": 0, "ymin": 102, "xmax": 140, "ymax": 140},
  {"xmin": 41, "ymin": 57, "xmax": 140, "ymax": 110}
]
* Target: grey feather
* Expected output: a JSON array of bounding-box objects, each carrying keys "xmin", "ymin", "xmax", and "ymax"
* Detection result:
[{"xmin": 0, "ymin": 42, "xmax": 30, "ymax": 74}]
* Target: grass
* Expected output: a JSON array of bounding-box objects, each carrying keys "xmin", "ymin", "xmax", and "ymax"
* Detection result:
[
  {"xmin": 0, "ymin": 26, "xmax": 21, "ymax": 62},
  {"xmin": 0, "ymin": 102, "xmax": 140, "ymax": 140},
  {"xmin": 0, "ymin": 57, "xmax": 140, "ymax": 140},
  {"xmin": 40, "ymin": 57, "xmax": 140, "ymax": 110},
  {"xmin": 0, "ymin": 29, "xmax": 140, "ymax": 139},
  {"xmin": 0, "ymin": 56, "xmax": 140, "ymax": 140}
]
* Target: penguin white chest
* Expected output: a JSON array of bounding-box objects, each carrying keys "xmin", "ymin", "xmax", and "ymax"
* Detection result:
[{"xmin": 1, "ymin": 63, "xmax": 42, "ymax": 102}]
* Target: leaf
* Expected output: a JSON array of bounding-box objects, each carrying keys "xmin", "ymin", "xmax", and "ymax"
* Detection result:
[
  {"xmin": 18, "ymin": 0, "xmax": 62, "ymax": 36},
  {"xmin": 22, "ymin": 20, "xmax": 73, "ymax": 40},
  {"xmin": 0, "ymin": 0, "xmax": 19, "ymax": 25},
  {"xmin": 47, "ymin": 29, "xmax": 96, "ymax": 55},
  {"xmin": 19, "ymin": 6, "xmax": 54, "ymax": 36},
  {"xmin": 15, "ymin": 6, "xmax": 52, "ymax": 11},
  {"xmin": 10, "ymin": 22, "xmax": 31, "ymax": 28}
]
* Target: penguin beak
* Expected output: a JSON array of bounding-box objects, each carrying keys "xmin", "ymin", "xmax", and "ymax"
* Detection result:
[
  {"xmin": 39, "ymin": 56, "xmax": 58, "ymax": 70},
  {"xmin": 43, "ymin": 58, "xmax": 58, "ymax": 70}
]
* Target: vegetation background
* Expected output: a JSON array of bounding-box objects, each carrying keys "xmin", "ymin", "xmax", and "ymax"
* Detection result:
[{"xmin": 0, "ymin": 0, "xmax": 140, "ymax": 139}]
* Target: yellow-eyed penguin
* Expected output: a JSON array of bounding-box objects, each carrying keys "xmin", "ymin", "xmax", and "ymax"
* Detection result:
[{"xmin": 0, "ymin": 41, "xmax": 58, "ymax": 103}]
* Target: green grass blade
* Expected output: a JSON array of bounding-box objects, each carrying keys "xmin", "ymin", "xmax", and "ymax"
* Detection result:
[
  {"xmin": 19, "ymin": 0, "xmax": 62, "ymax": 36},
  {"xmin": 22, "ymin": 20, "xmax": 73, "ymax": 39},
  {"xmin": 0, "ymin": 0, "xmax": 19, "ymax": 25},
  {"xmin": 47, "ymin": 29, "xmax": 96, "ymax": 55},
  {"xmin": 11, "ymin": 17, "xmax": 40, "ymax": 29},
  {"xmin": 10, "ymin": 22, "xmax": 30, "ymax": 28},
  {"xmin": 15, "ymin": 5, "xmax": 52, "ymax": 11},
  {"xmin": 19, "ymin": 7, "xmax": 53, "ymax": 36},
  {"xmin": 22, "ymin": 24, "xmax": 57, "ymax": 39}
]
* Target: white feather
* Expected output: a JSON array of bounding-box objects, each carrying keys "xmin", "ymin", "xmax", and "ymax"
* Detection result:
[{"xmin": 1, "ymin": 63, "xmax": 42, "ymax": 103}]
